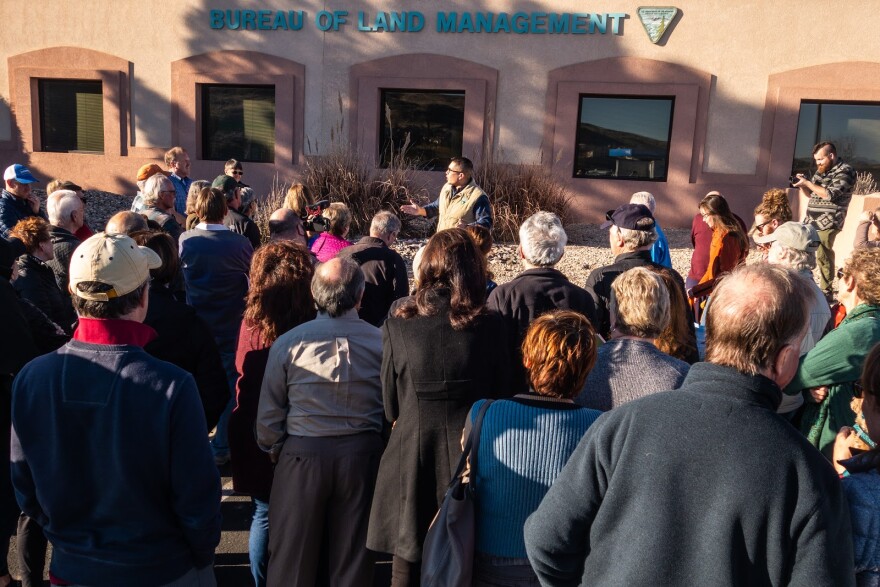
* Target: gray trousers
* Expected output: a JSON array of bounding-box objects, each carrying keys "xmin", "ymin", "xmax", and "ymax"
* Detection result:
[{"xmin": 267, "ymin": 432, "xmax": 383, "ymax": 587}]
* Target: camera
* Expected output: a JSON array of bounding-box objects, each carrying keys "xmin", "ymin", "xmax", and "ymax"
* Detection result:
[
  {"xmin": 789, "ymin": 175, "xmax": 798, "ymax": 187},
  {"xmin": 302, "ymin": 199, "xmax": 329, "ymax": 233}
]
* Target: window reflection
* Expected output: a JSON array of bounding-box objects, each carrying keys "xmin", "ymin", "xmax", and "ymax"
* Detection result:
[
  {"xmin": 202, "ymin": 85, "xmax": 276, "ymax": 163},
  {"xmin": 573, "ymin": 96, "xmax": 674, "ymax": 181},
  {"xmin": 379, "ymin": 90, "xmax": 465, "ymax": 171},
  {"xmin": 39, "ymin": 79, "xmax": 104, "ymax": 154},
  {"xmin": 792, "ymin": 101, "xmax": 880, "ymax": 184}
]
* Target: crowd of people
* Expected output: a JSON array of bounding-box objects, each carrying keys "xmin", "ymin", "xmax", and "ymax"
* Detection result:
[{"xmin": 0, "ymin": 139, "xmax": 878, "ymax": 587}]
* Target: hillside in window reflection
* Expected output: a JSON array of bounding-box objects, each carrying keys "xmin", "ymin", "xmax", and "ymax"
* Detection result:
[
  {"xmin": 380, "ymin": 90, "xmax": 465, "ymax": 170},
  {"xmin": 574, "ymin": 123, "xmax": 669, "ymax": 180}
]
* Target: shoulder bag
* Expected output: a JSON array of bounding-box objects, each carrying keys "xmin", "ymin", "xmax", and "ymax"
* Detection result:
[{"xmin": 421, "ymin": 399, "xmax": 493, "ymax": 587}]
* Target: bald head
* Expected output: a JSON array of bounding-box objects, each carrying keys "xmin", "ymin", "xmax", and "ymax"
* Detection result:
[
  {"xmin": 105, "ymin": 211, "xmax": 148, "ymax": 235},
  {"xmin": 311, "ymin": 257, "xmax": 365, "ymax": 317},
  {"xmin": 269, "ymin": 208, "xmax": 306, "ymax": 247},
  {"xmin": 706, "ymin": 264, "xmax": 810, "ymax": 384},
  {"xmin": 47, "ymin": 190, "xmax": 84, "ymax": 232}
]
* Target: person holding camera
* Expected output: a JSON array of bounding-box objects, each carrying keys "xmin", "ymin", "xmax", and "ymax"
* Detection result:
[
  {"xmin": 791, "ymin": 141, "xmax": 856, "ymax": 300},
  {"xmin": 855, "ymin": 208, "xmax": 880, "ymax": 250}
]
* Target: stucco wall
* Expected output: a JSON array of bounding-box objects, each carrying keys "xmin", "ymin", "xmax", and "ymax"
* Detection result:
[{"xmin": 1, "ymin": 0, "xmax": 879, "ymax": 226}]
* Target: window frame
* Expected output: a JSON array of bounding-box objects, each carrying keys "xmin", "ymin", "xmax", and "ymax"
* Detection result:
[
  {"xmin": 171, "ymin": 51, "xmax": 305, "ymax": 166},
  {"xmin": 200, "ymin": 83, "xmax": 277, "ymax": 163},
  {"xmin": 378, "ymin": 88, "xmax": 467, "ymax": 171},
  {"xmin": 9, "ymin": 48, "xmax": 128, "ymax": 156},
  {"xmin": 572, "ymin": 93, "xmax": 676, "ymax": 182},
  {"xmin": 790, "ymin": 99, "xmax": 880, "ymax": 182},
  {"xmin": 350, "ymin": 54, "xmax": 498, "ymax": 169},
  {"xmin": 37, "ymin": 78, "xmax": 106, "ymax": 154}
]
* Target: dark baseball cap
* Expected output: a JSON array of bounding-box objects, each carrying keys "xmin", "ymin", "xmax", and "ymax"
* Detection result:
[
  {"xmin": 600, "ymin": 203, "xmax": 656, "ymax": 231},
  {"xmin": 211, "ymin": 174, "xmax": 239, "ymax": 195}
]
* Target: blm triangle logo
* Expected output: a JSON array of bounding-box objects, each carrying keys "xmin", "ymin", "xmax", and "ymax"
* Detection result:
[{"xmin": 638, "ymin": 7, "xmax": 678, "ymax": 44}]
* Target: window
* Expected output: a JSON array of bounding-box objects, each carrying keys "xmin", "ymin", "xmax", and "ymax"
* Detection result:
[
  {"xmin": 379, "ymin": 90, "xmax": 465, "ymax": 170},
  {"xmin": 38, "ymin": 79, "xmax": 104, "ymax": 153},
  {"xmin": 202, "ymin": 84, "xmax": 276, "ymax": 162},
  {"xmin": 573, "ymin": 95, "xmax": 674, "ymax": 181},
  {"xmin": 791, "ymin": 101, "xmax": 880, "ymax": 184}
]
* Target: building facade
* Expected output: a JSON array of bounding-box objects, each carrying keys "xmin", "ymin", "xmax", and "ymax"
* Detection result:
[{"xmin": 1, "ymin": 0, "xmax": 879, "ymax": 226}]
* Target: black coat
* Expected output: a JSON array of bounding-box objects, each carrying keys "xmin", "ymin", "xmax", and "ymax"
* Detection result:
[
  {"xmin": 367, "ymin": 294, "xmax": 511, "ymax": 562},
  {"xmin": 144, "ymin": 285, "xmax": 230, "ymax": 431},
  {"xmin": 338, "ymin": 237, "xmax": 409, "ymax": 327},
  {"xmin": 488, "ymin": 267, "xmax": 597, "ymax": 393},
  {"xmin": 45, "ymin": 226, "xmax": 80, "ymax": 300},
  {"xmin": 584, "ymin": 250, "xmax": 684, "ymax": 338},
  {"xmin": 223, "ymin": 208, "xmax": 262, "ymax": 250},
  {"xmin": 14, "ymin": 254, "xmax": 76, "ymax": 335}
]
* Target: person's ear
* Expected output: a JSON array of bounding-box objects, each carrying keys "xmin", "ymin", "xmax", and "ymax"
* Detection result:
[
  {"xmin": 769, "ymin": 342, "xmax": 799, "ymax": 388},
  {"xmin": 518, "ymin": 245, "xmax": 525, "ymax": 260}
]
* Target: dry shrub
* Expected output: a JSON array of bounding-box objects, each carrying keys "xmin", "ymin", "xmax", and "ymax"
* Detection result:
[
  {"xmin": 855, "ymin": 171, "xmax": 878, "ymax": 195},
  {"xmin": 474, "ymin": 156, "xmax": 571, "ymax": 242},
  {"xmin": 251, "ymin": 176, "xmax": 288, "ymax": 244},
  {"xmin": 302, "ymin": 144, "xmax": 430, "ymax": 237}
]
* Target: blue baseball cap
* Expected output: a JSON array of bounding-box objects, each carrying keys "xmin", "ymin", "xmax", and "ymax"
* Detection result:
[{"xmin": 3, "ymin": 164, "xmax": 38, "ymax": 184}]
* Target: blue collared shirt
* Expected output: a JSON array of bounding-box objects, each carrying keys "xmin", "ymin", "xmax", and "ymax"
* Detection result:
[{"xmin": 169, "ymin": 174, "xmax": 193, "ymax": 215}]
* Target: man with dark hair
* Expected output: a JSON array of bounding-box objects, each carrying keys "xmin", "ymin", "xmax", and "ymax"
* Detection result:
[
  {"xmin": 585, "ymin": 203, "xmax": 685, "ymax": 338},
  {"xmin": 9, "ymin": 233, "xmax": 221, "ymax": 586},
  {"xmin": 0, "ymin": 164, "xmax": 43, "ymax": 239},
  {"xmin": 180, "ymin": 187, "xmax": 253, "ymax": 465},
  {"xmin": 793, "ymin": 141, "xmax": 856, "ymax": 299},
  {"xmin": 525, "ymin": 263, "xmax": 854, "ymax": 587},
  {"xmin": 489, "ymin": 211, "xmax": 597, "ymax": 393},
  {"xmin": 257, "ymin": 257, "xmax": 383, "ymax": 586},
  {"xmin": 339, "ymin": 210, "xmax": 409, "ymax": 327},
  {"xmin": 214, "ymin": 175, "xmax": 261, "ymax": 249},
  {"xmin": 400, "ymin": 156, "xmax": 492, "ymax": 231},
  {"xmin": 165, "ymin": 146, "xmax": 193, "ymax": 215}
]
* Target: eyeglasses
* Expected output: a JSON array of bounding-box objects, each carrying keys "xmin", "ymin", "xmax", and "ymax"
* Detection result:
[
  {"xmin": 854, "ymin": 381, "xmax": 864, "ymax": 399},
  {"xmin": 446, "ymin": 168, "xmax": 463, "ymax": 175},
  {"xmin": 160, "ymin": 189, "xmax": 176, "ymax": 196},
  {"xmin": 755, "ymin": 220, "xmax": 772, "ymax": 231},
  {"xmin": 837, "ymin": 268, "xmax": 846, "ymax": 280},
  {"xmin": 232, "ymin": 170, "xmax": 243, "ymax": 176}
]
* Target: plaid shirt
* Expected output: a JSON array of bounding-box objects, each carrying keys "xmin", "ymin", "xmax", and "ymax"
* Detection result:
[{"xmin": 804, "ymin": 160, "xmax": 856, "ymax": 231}]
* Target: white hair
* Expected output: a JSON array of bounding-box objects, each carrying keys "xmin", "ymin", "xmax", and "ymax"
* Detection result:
[
  {"xmin": 142, "ymin": 173, "xmax": 171, "ymax": 207},
  {"xmin": 630, "ymin": 191, "xmax": 656, "ymax": 214},
  {"xmin": 617, "ymin": 225, "xmax": 658, "ymax": 251},
  {"xmin": 370, "ymin": 211, "xmax": 401, "ymax": 238},
  {"xmin": 768, "ymin": 241, "xmax": 816, "ymax": 273},
  {"xmin": 46, "ymin": 190, "xmax": 81, "ymax": 225},
  {"xmin": 519, "ymin": 211, "xmax": 567, "ymax": 267}
]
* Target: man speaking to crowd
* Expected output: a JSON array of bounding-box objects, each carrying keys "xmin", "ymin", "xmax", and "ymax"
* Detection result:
[{"xmin": 401, "ymin": 156, "xmax": 493, "ymax": 231}]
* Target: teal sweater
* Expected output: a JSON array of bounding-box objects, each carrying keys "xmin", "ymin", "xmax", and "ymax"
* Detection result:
[
  {"xmin": 788, "ymin": 304, "xmax": 880, "ymax": 457},
  {"xmin": 469, "ymin": 396, "xmax": 600, "ymax": 558}
]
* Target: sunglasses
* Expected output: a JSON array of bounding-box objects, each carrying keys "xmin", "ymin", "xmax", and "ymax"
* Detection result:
[{"xmin": 232, "ymin": 170, "xmax": 243, "ymax": 176}]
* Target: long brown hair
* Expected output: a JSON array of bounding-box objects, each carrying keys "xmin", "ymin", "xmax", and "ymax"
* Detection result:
[
  {"xmin": 244, "ymin": 241, "xmax": 316, "ymax": 343},
  {"xmin": 648, "ymin": 266, "xmax": 699, "ymax": 363},
  {"xmin": 700, "ymin": 192, "xmax": 748, "ymax": 254},
  {"xmin": 394, "ymin": 228, "xmax": 486, "ymax": 329}
]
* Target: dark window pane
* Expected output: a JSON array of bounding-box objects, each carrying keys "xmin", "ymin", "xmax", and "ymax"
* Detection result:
[
  {"xmin": 202, "ymin": 85, "xmax": 275, "ymax": 163},
  {"xmin": 380, "ymin": 90, "xmax": 465, "ymax": 171},
  {"xmin": 38, "ymin": 79, "xmax": 103, "ymax": 153},
  {"xmin": 573, "ymin": 96, "xmax": 674, "ymax": 181},
  {"xmin": 792, "ymin": 101, "xmax": 880, "ymax": 185}
]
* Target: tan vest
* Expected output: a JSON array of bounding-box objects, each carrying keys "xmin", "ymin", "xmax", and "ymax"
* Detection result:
[{"xmin": 436, "ymin": 181, "xmax": 487, "ymax": 231}]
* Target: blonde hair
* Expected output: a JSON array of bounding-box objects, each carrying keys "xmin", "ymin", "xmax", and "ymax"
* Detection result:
[
  {"xmin": 284, "ymin": 184, "xmax": 311, "ymax": 216},
  {"xmin": 611, "ymin": 267, "xmax": 670, "ymax": 338}
]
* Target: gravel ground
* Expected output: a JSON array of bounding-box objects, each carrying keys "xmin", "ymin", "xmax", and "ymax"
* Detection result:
[{"xmin": 57, "ymin": 188, "xmax": 703, "ymax": 287}]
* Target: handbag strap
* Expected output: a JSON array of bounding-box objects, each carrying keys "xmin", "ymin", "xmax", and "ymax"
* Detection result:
[{"xmin": 450, "ymin": 399, "xmax": 493, "ymax": 487}]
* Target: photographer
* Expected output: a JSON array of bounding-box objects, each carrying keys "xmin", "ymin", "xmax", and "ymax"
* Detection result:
[
  {"xmin": 855, "ymin": 208, "xmax": 880, "ymax": 249},
  {"xmin": 791, "ymin": 141, "xmax": 856, "ymax": 300}
]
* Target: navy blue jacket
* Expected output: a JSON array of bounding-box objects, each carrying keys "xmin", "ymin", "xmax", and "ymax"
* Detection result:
[{"xmin": 10, "ymin": 321, "xmax": 221, "ymax": 586}]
